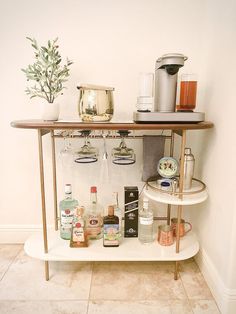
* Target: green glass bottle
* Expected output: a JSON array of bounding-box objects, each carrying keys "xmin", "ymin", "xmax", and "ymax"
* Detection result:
[{"xmin": 59, "ymin": 184, "xmax": 78, "ymax": 240}]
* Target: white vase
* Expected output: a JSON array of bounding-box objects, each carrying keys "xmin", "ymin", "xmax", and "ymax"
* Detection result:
[{"xmin": 41, "ymin": 102, "xmax": 59, "ymax": 121}]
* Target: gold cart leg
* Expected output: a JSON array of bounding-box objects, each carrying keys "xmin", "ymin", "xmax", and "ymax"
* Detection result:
[
  {"xmin": 167, "ymin": 131, "xmax": 175, "ymax": 225},
  {"xmin": 174, "ymin": 261, "xmax": 179, "ymax": 280},
  {"xmin": 51, "ymin": 130, "xmax": 58, "ymax": 231},
  {"xmin": 174, "ymin": 130, "xmax": 186, "ymax": 279},
  {"xmin": 38, "ymin": 129, "xmax": 49, "ymax": 281},
  {"xmin": 45, "ymin": 261, "xmax": 49, "ymax": 281},
  {"xmin": 167, "ymin": 204, "xmax": 171, "ymax": 225}
]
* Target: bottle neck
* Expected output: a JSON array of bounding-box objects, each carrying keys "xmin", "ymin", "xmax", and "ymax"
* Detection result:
[
  {"xmin": 65, "ymin": 193, "xmax": 72, "ymax": 200},
  {"xmin": 112, "ymin": 192, "xmax": 119, "ymax": 207},
  {"xmin": 143, "ymin": 201, "xmax": 149, "ymax": 212},
  {"xmin": 90, "ymin": 192, "xmax": 97, "ymax": 204}
]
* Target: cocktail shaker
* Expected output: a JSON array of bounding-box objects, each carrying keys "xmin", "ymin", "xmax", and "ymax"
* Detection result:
[{"xmin": 183, "ymin": 148, "xmax": 195, "ymax": 190}]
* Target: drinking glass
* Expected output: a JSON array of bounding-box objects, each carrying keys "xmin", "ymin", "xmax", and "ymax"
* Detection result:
[
  {"xmin": 59, "ymin": 131, "xmax": 74, "ymax": 167},
  {"xmin": 74, "ymin": 130, "xmax": 98, "ymax": 163},
  {"xmin": 178, "ymin": 74, "xmax": 197, "ymax": 111},
  {"xmin": 112, "ymin": 131, "xmax": 136, "ymax": 165}
]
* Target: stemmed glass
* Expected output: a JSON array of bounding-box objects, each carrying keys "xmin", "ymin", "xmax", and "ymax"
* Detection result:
[
  {"xmin": 74, "ymin": 130, "xmax": 98, "ymax": 163},
  {"xmin": 112, "ymin": 130, "xmax": 136, "ymax": 165},
  {"xmin": 59, "ymin": 131, "xmax": 74, "ymax": 167}
]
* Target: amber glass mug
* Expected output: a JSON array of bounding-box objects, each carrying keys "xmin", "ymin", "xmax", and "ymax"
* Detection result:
[{"xmin": 171, "ymin": 218, "xmax": 192, "ymax": 237}]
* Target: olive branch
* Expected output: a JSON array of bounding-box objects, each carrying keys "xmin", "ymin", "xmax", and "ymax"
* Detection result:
[{"xmin": 22, "ymin": 37, "xmax": 73, "ymax": 103}]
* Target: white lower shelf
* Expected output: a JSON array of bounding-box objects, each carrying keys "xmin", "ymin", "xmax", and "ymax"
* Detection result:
[{"xmin": 24, "ymin": 230, "xmax": 199, "ymax": 262}]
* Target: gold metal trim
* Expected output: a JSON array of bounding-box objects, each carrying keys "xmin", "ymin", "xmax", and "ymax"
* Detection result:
[
  {"xmin": 147, "ymin": 177, "xmax": 206, "ymax": 196},
  {"xmin": 51, "ymin": 130, "xmax": 58, "ymax": 231}
]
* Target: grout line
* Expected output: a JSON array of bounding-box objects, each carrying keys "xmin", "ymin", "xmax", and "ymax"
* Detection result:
[
  {"xmin": 0, "ymin": 245, "xmax": 23, "ymax": 282},
  {"xmin": 86, "ymin": 261, "xmax": 95, "ymax": 314},
  {"xmin": 179, "ymin": 262, "xmax": 194, "ymax": 314}
]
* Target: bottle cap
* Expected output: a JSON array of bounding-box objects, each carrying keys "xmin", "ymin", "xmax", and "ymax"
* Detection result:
[
  {"xmin": 108, "ymin": 205, "xmax": 114, "ymax": 216},
  {"xmin": 91, "ymin": 186, "xmax": 97, "ymax": 193},
  {"xmin": 185, "ymin": 148, "xmax": 191, "ymax": 155},
  {"xmin": 65, "ymin": 184, "xmax": 72, "ymax": 194}
]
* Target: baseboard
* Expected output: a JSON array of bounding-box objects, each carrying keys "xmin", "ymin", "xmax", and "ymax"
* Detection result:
[
  {"xmin": 0, "ymin": 224, "xmax": 53, "ymax": 244},
  {"xmin": 195, "ymin": 249, "xmax": 236, "ymax": 314}
]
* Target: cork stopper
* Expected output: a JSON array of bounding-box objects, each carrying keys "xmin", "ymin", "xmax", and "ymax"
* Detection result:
[{"xmin": 108, "ymin": 205, "xmax": 114, "ymax": 216}]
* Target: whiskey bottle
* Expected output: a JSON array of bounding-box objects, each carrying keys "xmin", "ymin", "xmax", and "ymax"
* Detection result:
[
  {"xmin": 86, "ymin": 186, "xmax": 103, "ymax": 240},
  {"xmin": 59, "ymin": 184, "xmax": 79, "ymax": 240},
  {"xmin": 138, "ymin": 197, "xmax": 154, "ymax": 244},
  {"xmin": 70, "ymin": 206, "xmax": 88, "ymax": 248},
  {"xmin": 103, "ymin": 205, "xmax": 119, "ymax": 247}
]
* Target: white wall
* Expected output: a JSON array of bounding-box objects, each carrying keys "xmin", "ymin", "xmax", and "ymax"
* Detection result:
[{"xmin": 1, "ymin": 0, "xmax": 236, "ymax": 312}]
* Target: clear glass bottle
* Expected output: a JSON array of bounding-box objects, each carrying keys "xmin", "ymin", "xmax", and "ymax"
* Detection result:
[
  {"xmin": 86, "ymin": 186, "xmax": 103, "ymax": 239},
  {"xmin": 59, "ymin": 184, "xmax": 79, "ymax": 240},
  {"xmin": 112, "ymin": 192, "xmax": 122, "ymax": 239},
  {"xmin": 138, "ymin": 198, "xmax": 154, "ymax": 244},
  {"xmin": 70, "ymin": 206, "xmax": 88, "ymax": 248},
  {"xmin": 103, "ymin": 205, "xmax": 119, "ymax": 247}
]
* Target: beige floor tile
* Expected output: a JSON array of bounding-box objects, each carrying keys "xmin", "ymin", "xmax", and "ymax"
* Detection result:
[
  {"xmin": 0, "ymin": 300, "xmax": 88, "ymax": 314},
  {"xmin": 190, "ymin": 300, "xmax": 221, "ymax": 313},
  {"xmin": 170, "ymin": 300, "xmax": 193, "ymax": 313},
  {"xmin": 88, "ymin": 300, "xmax": 171, "ymax": 314},
  {"xmin": 0, "ymin": 245, "xmax": 22, "ymax": 280},
  {"xmin": 93, "ymin": 261, "xmax": 174, "ymax": 273},
  {"xmin": 0, "ymin": 250, "xmax": 92, "ymax": 300},
  {"xmin": 90, "ymin": 262, "xmax": 187, "ymax": 300},
  {"xmin": 180, "ymin": 259, "xmax": 213, "ymax": 300}
]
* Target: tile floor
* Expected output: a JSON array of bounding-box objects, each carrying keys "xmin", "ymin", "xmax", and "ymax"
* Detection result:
[{"xmin": 0, "ymin": 245, "xmax": 220, "ymax": 314}]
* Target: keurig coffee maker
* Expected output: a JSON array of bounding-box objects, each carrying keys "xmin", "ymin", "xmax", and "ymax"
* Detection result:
[{"xmin": 134, "ymin": 53, "xmax": 205, "ymax": 122}]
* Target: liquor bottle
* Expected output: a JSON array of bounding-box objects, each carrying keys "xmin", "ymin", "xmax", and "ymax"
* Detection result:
[
  {"xmin": 86, "ymin": 186, "xmax": 103, "ymax": 240},
  {"xmin": 70, "ymin": 206, "xmax": 88, "ymax": 248},
  {"xmin": 112, "ymin": 192, "xmax": 122, "ymax": 239},
  {"xmin": 103, "ymin": 205, "xmax": 119, "ymax": 247},
  {"xmin": 138, "ymin": 197, "xmax": 154, "ymax": 244},
  {"xmin": 59, "ymin": 184, "xmax": 79, "ymax": 240}
]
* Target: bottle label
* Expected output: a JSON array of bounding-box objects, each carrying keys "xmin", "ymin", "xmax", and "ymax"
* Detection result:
[
  {"xmin": 61, "ymin": 208, "xmax": 74, "ymax": 230},
  {"xmin": 139, "ymin": 216, "xmax": 153, "ymax": 225},
  {"xmin": 72, "ymin": 227, "xmax": 85, "ymax": 242},
  {"xmin": 86, "ymin": 214, "xmax": 102, "ymax": 237},
  {"xmin": 103, "ymin": 224, "xmax": 119, "ymax": 245}
]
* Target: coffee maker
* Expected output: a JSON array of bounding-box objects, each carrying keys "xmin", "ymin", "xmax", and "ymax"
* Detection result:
[{"xmin": 133, "ymin": 53, "xmax": 205, "ymax": 122}]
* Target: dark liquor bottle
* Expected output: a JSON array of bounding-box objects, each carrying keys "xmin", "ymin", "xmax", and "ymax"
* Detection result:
[{"xmin": 103, "ymin": 205, "xmax": 119, "ymax": 247}]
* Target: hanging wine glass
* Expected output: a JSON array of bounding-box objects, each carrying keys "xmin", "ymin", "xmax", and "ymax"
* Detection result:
[
  {"xmin": 74, "ymin": 130, "xmax": 99, "ymax": 163},
  {"xmin": 112, "ymin": 130, "xmax": 136, "ymax": 165},
  {"xmin": 59, "ymin": 131, "xmax": 74, "ymax": 167}
]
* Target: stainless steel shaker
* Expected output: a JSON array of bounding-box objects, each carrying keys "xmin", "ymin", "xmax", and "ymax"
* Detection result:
[{"xmin": 183, "ymin": 148, "xmax": 195, "ymax": 190}]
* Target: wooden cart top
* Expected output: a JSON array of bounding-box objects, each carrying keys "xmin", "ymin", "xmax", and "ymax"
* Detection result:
[{"xmin": 11, "ymin": 120, "xmax": 214, "ymax": 131}]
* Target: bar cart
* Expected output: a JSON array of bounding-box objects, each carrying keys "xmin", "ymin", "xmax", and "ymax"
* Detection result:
[{"xmin": 11, "ymin": 120, "xmax": 213, "ymax": 280}]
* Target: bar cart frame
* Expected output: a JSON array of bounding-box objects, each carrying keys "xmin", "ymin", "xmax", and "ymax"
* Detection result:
[{"xmin": 11, "ymin": 120, "xmax": 213, "ymax": 281}]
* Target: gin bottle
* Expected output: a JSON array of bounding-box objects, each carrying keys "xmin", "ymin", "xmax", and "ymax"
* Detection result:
[
  {"xmin": 138, "ymin": 198, "xmax": 154, "ymax": 244},
  {"xmin": 112, "ymin": 192, "xmax": 122, "ymax": 239},
  {"xmin": 59, "ymin": 184, "xmax": 79, "ymax": 240},
  {"xmin": 86, "ymin": 186, "xmax": 103, "ymax": 240}
]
